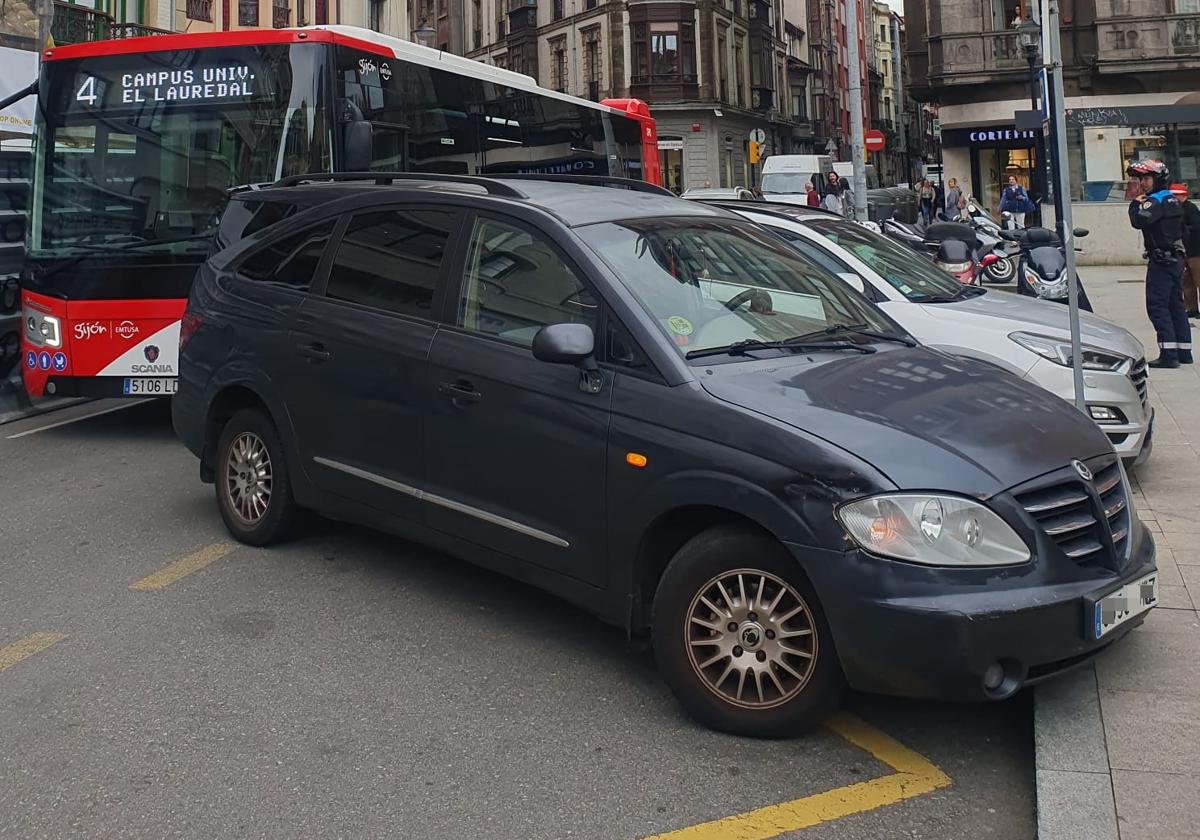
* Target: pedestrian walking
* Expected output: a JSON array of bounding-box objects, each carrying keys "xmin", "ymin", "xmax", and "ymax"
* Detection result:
[
  {"xmin": 804, "ymin": 181, "xmax": 820, "ymax": 207},
  {"xmin": 919, "ymin": 180, "xmax": 935, "ymax": 223},
  {"xmin": 1172, "ymin": 182, "xmax": 1200, "ymax": 318},
  {"xmin": 1128, "ymin": 161, "xmax": 1192, "ymax": 367},
  {"xmin": 999, "ymin": 175, "xmax": 1032, "ymax": 228},
  {"xmin": 822, "ymin": 170, "xmax": 843, "ymax": 214},
  {"xmin": 945, "ymin": 178, "xmax": 962, "ymax": 220}
]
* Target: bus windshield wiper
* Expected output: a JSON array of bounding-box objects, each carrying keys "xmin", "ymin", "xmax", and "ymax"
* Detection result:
[
  {"xmin": 788, "ymin": 322, "xmax": 917, "ymax": 347},
  {"xmin": 685, "ymin": 337, "xmax": 877, "ymax": 360}
]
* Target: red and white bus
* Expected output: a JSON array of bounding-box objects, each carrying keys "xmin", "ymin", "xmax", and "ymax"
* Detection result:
[{"xmin": 21, "ymin": 25, "xmax": 659, "ymax": 399}]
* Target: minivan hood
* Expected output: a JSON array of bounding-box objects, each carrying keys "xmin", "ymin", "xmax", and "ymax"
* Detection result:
[
  {"xmin": 700, "ymin": 347, "xmax": 1112, "ymax": 498},
  {"xmin": 929, "ymin": 291, "xmax": 1144, "ymax": 360}
]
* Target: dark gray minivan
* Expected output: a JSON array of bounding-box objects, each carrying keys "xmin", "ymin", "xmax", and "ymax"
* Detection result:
[{"xmin": 173, "ymin": 174, "xmax": 1158, "ymax": 737}]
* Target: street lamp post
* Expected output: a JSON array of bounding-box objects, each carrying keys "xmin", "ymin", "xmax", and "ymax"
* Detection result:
[
  {"xmin": 1017, "ymin": 15, "xmax": 1045, "ymax": 225},
  {"xmin": 412, "ymin": 21, "xmax": 437, "ymax": 49}
]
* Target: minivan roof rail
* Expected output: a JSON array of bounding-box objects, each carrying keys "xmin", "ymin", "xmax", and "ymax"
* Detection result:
[
  {"xmin": 270, "ymin": 171, "xmax": 529, "ymax": 198},
  {"xmin": 494, "ymin": 173, "xmax": 675, "ymax": 196}
]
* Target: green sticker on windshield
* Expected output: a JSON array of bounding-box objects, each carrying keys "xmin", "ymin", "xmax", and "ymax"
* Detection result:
[{"xmin": 666, "ymin": 316, "xmax": 694, "ymax": 336}]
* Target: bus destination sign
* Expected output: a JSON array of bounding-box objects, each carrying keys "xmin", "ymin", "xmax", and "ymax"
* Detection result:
[{"xmin": 76, "ymin": 64, "xmax": 259, "ymax": 108}]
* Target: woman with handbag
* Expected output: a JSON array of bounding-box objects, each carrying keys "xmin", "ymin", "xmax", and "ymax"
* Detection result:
[{"xmin": 999, "ymin": 175, "xmax": 1032, "ymax": 228}]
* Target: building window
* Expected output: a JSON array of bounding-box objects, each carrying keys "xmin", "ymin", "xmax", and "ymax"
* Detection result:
[
  {"xmin": 734, "ymin": 35, "xmax": 745, "ymax": 106},
  {"xmin": 717, "ymin": 29, "xmax": 729, "ymax": 101},
  {"xmin": 186, "ymin": 0, "xmax": 213, "ymax": 20},
  {"xmin": 553, "ymin": 0, "xmax": 563, "ymax": 18},
  {"xmin": 494, "ymin": 52, "xmax": 507, "ymax": 68},
  {"xmin": 585, "ymin": 0, "xmax": 595, "ymax": 9},
  {"xmin": 651, "ymin": 24, "xmax": 679, "ymax": 76},
  {"xmin": 792, "ymin": 80, "xmax": 808, "ymax": 119},
  {"xmin": 272, "ymin": 0, "xmax": 289, "ymax": 26},
  {"xmin": 550, "ymin": 37, "xmax": 567, "ymax": 91},
  {"xmin": 472, "ymin": 0, "xmax": 482, "ymax": 47},
  {"xmin": 238, "ymin": 0, "xmax": 257, "ymax": 24},
  {"xmin": 369, "ymin": 0, "xmax": 384, "ymax": 30},
  {"xmin": 584, "ymin": 27, "xmax": 601, "ymax": 98},
  {"xmin": 315, "ymin": 0, "xmax": 327, "ymax": 23}
]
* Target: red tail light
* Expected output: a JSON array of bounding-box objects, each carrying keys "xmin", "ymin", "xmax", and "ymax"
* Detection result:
[{"xmin": 179, "ymin": 312, "xmax": 202, "ymax": 351}]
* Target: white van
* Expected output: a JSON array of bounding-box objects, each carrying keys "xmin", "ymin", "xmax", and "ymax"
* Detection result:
[
  {"xmin": 760, "ymin": 154, "xmax": 833, "ymax": 196},
  {"xmin": 832, "ymin": 161, "xmax": 880, "ymax": 190}
]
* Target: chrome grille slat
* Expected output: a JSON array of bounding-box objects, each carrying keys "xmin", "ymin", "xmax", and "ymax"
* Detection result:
[{"xmin": 1016, "ymin": 458, "xmax": 1132, "ymax": 571}]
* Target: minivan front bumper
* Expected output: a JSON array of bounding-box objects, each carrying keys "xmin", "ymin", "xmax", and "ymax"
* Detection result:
[{"xmin": 787, "ymin": 523, "xmax": 1156, "ymax": 701}]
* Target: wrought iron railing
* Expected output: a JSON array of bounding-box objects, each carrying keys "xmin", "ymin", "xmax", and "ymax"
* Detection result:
[{"xmin": 52, "ymin": 1, "xmax": 169, "ymax": 44}]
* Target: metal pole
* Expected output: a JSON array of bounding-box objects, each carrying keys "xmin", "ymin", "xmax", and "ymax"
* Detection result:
[
  {"xmin": 1026, "ymin": 53, "xmax": 1047, "ymax": 224},
  {"xmin": 845, "ymin": 0, "xmax": 867, "ymax": 220},
  {"xmin": 891, "ymin": 15, "xmax": 906, "ymax": 184},
  {"xmin": 1044, "ymin": 0, "xmax": 1084, "ymax": 411}
]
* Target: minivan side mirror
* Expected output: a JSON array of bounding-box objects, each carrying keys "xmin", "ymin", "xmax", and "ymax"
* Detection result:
[
  {"xmin": 532, "ymin": 323, "xmax": 595, "ymax": 365},
  {"xmin": 837, "ymin": 272, "xmax": 866, "ymax": 295}
]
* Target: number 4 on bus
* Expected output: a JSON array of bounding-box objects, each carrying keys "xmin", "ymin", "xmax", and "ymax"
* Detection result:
[{"xmin": 76, "ymin": 76, "xmax": 98, "ymax": 106}]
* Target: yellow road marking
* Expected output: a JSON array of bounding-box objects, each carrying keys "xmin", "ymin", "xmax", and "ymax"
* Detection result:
[
  {"xmin": 130, "ymin": 543, "xmax": 236, "ymax": 591},
  {"xmin": 644, "ymin": 712, "xmax": 951, "ymax": 840},
  {"xmin": 0, "ymin": 633, "xmax": 67, "ymax": 672}
]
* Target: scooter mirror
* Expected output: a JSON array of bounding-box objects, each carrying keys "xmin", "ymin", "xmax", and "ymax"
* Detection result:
[{"xmin": 1073, "ymin": 227, "xmax": 1090, "ymax": 238}]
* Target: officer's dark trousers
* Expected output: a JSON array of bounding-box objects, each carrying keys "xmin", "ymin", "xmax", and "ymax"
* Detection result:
[{"xmin": 1146, "ymin": 258, "xmax": 1193, "ymax": 362}]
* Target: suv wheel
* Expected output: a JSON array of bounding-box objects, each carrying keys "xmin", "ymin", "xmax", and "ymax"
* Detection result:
[
  {"xmin": 215, "ymin": 408, "xmax": 299, "ymax": 545},
  {"xmin": 652, "ymin": 527, "xmax": 842, "ymax": 737}
]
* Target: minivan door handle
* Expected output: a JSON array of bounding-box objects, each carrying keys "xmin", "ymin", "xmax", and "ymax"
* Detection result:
[
  {"xmin": 438, "ymin": 379, "xmax": 482, "ymax": 404},
  {"xmin": 297, "ymin": 342, "xmax": 331, "ymax": 363}
]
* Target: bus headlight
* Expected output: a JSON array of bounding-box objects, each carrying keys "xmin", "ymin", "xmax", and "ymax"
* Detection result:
[
  {"xmin": 837, "ymin": 493, "xmax": 1031, "ymax": 567},
  {"xmin": 24, "ymin": 310, "xmax": 61, "ymax": 348}
]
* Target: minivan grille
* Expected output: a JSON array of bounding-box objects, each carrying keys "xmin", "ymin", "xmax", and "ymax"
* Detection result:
[
  {"xmin": 1015, "ymin": 458, "xmax": 1130, "ymax": 571},
  {"xmin": 1129, "ymin": 359, "xmax": 1148, "ymax": 413}
]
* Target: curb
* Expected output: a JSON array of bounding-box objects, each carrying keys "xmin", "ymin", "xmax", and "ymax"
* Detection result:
[{"xmin": 1033, "ymin": 663, "xmax": 1119, "ymax": 840}]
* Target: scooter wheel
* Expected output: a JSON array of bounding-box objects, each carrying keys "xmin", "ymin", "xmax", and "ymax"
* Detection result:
[{"xmin": 983, "ymin": 257, "xmax": 1017, "ymax": 284}]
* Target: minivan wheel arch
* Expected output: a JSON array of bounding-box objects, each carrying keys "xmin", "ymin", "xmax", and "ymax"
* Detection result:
[
  {"xmin": 631, "ymin": 507, "xmax": 787, "ymax": 635},
  {"xmin": 201, "ymin": 386, "xmax": 277, "ymax": 483}
]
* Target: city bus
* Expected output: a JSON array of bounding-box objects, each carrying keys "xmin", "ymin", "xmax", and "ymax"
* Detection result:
[{"xmin": 20, "ymin": 25, "xmax": 659, "ymax": 399}]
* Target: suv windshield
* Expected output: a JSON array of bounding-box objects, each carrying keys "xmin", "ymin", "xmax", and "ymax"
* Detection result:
[
  {"xmin": 30, "ymin": 43, "xmax": 331, "ymax": 258},
  {"xmin": 803, "ymin": 220, "xmax": 966, "ymax": 302},
  {"xmin": 578, "ymin": 218, "xmax": 901, "ymax": 358}
]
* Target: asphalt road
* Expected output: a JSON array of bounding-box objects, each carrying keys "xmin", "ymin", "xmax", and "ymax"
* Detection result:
[{"xmin": 0, "ymin": 399, "xmax": 1035, "ymax": 839}]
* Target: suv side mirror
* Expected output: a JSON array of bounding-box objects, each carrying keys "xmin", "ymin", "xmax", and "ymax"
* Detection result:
[
  {"xmin": 532, "ymin": 323, "xmax": 595, "ymax": 365},
  {"xmin": 344, "ymin": 120, "xmax": 373, "ymax": 172}
]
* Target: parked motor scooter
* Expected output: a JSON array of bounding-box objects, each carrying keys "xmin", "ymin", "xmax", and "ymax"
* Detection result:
[{"xmin": 1000, "ymin": 226, "xmax": 1094, "ymax": 311}]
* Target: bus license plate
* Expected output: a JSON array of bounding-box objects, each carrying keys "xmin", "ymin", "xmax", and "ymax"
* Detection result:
[
  {"xmin": 123, "ymin": 378, "xmax": 178, "ymax": 396},
  {"xmin": 1093, "ymin": 572, "xmax": 1158, "ymax": 639}
]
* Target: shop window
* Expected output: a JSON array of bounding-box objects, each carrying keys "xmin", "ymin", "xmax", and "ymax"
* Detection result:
[{"xmin": 659, "ymin": 137, "xmax": 684, "ymax": 194}]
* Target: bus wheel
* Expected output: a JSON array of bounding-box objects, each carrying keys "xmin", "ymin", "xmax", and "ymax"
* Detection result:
[{"xmin": 215, "ymin": 408, "xmax": 299, "ymax": 545}]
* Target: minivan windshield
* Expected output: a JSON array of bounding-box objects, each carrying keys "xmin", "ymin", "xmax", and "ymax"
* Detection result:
[
  {"xmin": 803, "ymin": 220, "xmax": 967, "ymax": 302},
  {"xmin": 760, "ymin": 173, "xmax": 813, "ymax": 194},
  {"xmin": 578, "ymin": 218, "xmax": 902, "ymax": 358}
]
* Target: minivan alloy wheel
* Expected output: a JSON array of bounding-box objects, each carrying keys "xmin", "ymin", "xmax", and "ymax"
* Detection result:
[
  {"xmin": 686, "ymin": 569, "xmax": 818, "ymax": 709},
  {"xmin": 224, "ymin": 431, "xmax": 273, "ymax": 525}
]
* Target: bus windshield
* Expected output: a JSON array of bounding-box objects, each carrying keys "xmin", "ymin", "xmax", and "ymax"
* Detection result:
[{"xmin": 30, "ymin": 43, "xmax": 331, "ymax": 257}]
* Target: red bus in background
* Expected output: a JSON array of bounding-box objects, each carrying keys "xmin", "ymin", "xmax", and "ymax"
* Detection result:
[{"xmin": 22, "ymin": 25, "xmax": 659, "ymax": 399}]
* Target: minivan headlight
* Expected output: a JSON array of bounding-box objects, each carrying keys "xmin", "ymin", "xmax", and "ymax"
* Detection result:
[
  {"xmin": 837, "ymin": 493, "xmax": 1030, "ymax": 566},
  {"xmin": 1009, "ymin": 331, "xmax": 1128, "ymax": 371}
]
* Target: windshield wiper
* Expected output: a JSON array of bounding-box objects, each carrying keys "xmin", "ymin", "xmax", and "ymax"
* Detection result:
[
  {"xmin": 789, "ymin": 322, "xmax": 918, "ymax": 347},
  {"xmin": 58, "ymin": 231, "xmax": 217, "ymax": 254},
  {"xmin": 685, "ymin": 337, "xmax": 876, "ymax": 360}
]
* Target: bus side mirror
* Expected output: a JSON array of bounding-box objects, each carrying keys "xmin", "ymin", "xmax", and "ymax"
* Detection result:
[{"xmin": 344, "ymin": 121, "xmax": 373, "ymax": 172}]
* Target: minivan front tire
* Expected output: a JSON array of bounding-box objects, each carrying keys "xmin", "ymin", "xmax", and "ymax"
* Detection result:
[
  {"xmin": 652, "ymin": 526, "xmax": 842, "ymax": 737},
  {"xmin": 214, "ymin": 408, "xmax": 299, "ymax": 546}
]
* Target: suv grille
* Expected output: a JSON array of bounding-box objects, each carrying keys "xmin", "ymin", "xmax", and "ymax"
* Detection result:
[
  {"xmin": 1015, "ymin": 458, "xmax": 1130, "ymax": 571},
  {"xmin": 1129, "ymin": 358, "xmax": 1148, "ymax": 413}
]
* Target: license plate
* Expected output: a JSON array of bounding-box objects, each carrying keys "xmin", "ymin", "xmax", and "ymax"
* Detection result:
[
  {"xmin": 1092, "ymin": 572, "xmax": 1158, "ymax": 639},
  {"xmin": 123, "ymin": 377, "xmax": 177, "ymax": 395}
]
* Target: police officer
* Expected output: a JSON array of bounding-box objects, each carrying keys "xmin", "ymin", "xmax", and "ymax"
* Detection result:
[{"xmin": 1128, "ymin": 160, "xmax": 1193, "ymax": 367}]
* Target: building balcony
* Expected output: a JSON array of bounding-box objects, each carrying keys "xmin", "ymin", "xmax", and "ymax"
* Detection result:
[
  {"xmin": 1095, "ymin": 13, "xmax": 1200, "ymax": 70},
  {"xmin": 630, "ymin": 74, "xmax": 699, "ymax": 102},
  {"xmin": 51, "ymin": 1, "xmax": 169, "ymax": 44},
  {"xmin": 927, "ymin": 29, "xmax": 1032, "ymax": 82},
  {"xmin": 506, "ymin": 2, "xmax": 536, "ymax": 33}
]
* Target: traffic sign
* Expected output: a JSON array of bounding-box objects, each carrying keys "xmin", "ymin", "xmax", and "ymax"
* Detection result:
[
  {"xmin": 932, "ymin": 118, "xmax": 941, "ymax": 137},
  {"xmin": 864, "ymin": 129, "xmax": 886, "ymax": 153},
  {"xmin": 749, "ymin": 128, "xmax": 766, "ymax": 144}
]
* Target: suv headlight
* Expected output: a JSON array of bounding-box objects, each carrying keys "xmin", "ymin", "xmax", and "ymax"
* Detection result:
[
  {"xmin": 837, "ymin": 493, "xmax": 1030, "ymax": 566},
  {"xmin": 23, "ymin": 309, "xmax": 61, "ymax": 349},
  {"xmin": 1009, "ymin": 331, "xmax": 1129, "ymax": 371}
]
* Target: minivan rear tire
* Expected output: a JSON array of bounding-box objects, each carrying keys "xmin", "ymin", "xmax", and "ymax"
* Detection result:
[
  {"xmin": 652, "ymin": 526, "xmax": 842, "ymax": 738},
  {"xmin": 214, "ymin": 408, "xmax": 299, "ymax": 546}
]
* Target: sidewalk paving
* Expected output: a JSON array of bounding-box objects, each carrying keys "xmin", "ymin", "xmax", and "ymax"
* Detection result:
[{"xmin": 1033, "ymin": 266, "xmax": 1200, "ymax": 840}]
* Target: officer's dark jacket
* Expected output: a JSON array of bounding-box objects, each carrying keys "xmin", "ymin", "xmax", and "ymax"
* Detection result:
[{"xmin": 1130, "ymin": 189, "xmax": 1185, "ymax": 256}]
